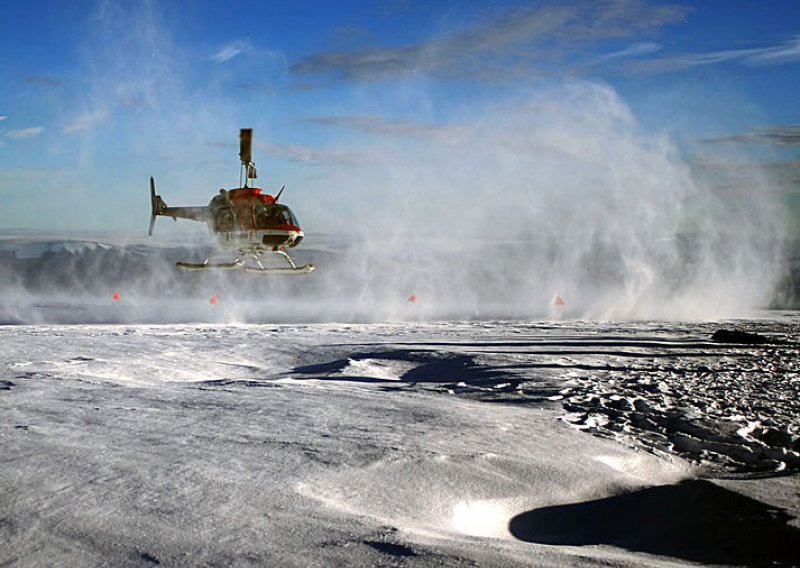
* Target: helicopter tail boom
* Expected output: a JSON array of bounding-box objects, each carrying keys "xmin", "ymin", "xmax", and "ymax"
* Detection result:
[{"xmin": 148, "ymin": 176, "xmax": 211, "ymax": 235}]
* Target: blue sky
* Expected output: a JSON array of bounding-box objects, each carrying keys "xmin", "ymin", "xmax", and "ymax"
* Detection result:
[{"xmin": 1, "ymin": 0, "xmax": 799, "ymax": 234}]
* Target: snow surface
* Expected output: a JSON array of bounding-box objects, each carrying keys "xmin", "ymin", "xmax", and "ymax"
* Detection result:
[{"xmin": 2, "ymin": 319, "xmax": 800, "ymax": 566}]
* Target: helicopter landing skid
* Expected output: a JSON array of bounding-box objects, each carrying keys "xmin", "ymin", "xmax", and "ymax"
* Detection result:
[
  {"xmin": 176, "ymin": 249, "xmax": 314, "ymax": 274},
  {"xmin": 175, "ymin": 260, "xmax": 245, "ymax": 271}
]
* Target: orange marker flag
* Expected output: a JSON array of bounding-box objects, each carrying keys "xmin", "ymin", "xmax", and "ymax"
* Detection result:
[
  {"xmin": 210, "ymin": 295, "xmax": 218, "ymax": 305},
  {"xmin": 408, "ymin": 294, "xmax": 417, "ymax": 303},
  {"xmin": 553, "ymin": 295, "xmax": 565, "ymax": 306},
  {"xmin": 111, "ymin": 292, "xmax": 120, "ymax": 301}
]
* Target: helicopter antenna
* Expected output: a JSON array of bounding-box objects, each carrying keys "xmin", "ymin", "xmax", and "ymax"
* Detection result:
[{"xmin": 239, "ymin": 128, "xmax": 257, "ymax": 188}]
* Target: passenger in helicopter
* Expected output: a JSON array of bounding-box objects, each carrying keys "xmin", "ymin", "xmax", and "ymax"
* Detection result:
[
  {"xmin": 254, "ymin": 205, "xmax": 283, "ymax": 227},
  {"xmin": 269, "ymin": 207, "xmax": 286, "ymax": 226},
  {"xmin": 254, "ymin": 205, "xmax": 271, "ymax": 229}
]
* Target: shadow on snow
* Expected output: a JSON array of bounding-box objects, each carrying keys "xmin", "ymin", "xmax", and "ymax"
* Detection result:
[{"xmin": 509, "ymin": 479, "xmax": 800, "ymax": 566}]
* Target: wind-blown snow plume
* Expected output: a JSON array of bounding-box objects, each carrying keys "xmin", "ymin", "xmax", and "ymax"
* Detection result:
[
  {"xmin": 303, "ymin": 81, "xmax": 786, "ymax": 321},
  {"xmin": 0, "ymin": 82, "xmax": 788, "ymax": 324}
]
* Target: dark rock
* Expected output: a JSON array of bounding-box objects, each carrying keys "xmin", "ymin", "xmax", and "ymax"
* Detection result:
[{"xmin": 711, "ymin": 329, "xmax": 769, "ymax": 344}]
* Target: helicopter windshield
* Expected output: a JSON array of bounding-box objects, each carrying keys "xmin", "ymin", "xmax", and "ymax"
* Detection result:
[
  {"xmin": 210, "ymin": 202, "xmax": 299, "ymax": 232},
  {"xmin": 253, "ymin": 204, "xmax": 298, "ymax": 229}
]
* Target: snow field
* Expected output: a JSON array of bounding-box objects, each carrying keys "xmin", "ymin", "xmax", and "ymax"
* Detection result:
[{"xmin": 1, "ymin": 321, "xmax": 798, "ymax": 566}]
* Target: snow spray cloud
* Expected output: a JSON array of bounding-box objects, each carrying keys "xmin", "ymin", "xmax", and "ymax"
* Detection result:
[
  {"xmin": 298, "ymin": 80, "xmax": 787, "ymax": 322},
  {"xmin": 0, "ymin": 80, "xmax": 787, "ymax": 324}
]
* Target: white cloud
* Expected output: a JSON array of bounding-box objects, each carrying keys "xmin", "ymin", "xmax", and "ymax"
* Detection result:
[
  {"xmin": 304, "ymin": 115, "xmax": 467, "ymax": 141},
  {"xmin": 591, "ymin": 42, "xmax": 662, "ymax": 64},
  {"xmin": 4, "ymin": 126, "xmax": 45, "ymax": 139},
  {"xmin": 703, "ymin": 125, "xmax": 800, "ymax": 147},
  {"xmin": 258, "ymin": 141, "xmax": 363, "ymax": 167},
  {"xmin": 0, "ymin": 116, "xmax": 7, "ymax": 121},
  {"xmin": 290, "ymin": 1, "xmax": 689, "ymax": 81},
  {"xmin": 210, "ymin": 40, "xmax": 250, "ymax": 63},
  {"xmin": 62, "ymin": 108, "xmax": 109, "ymax": 134},
  {"xmin": 633, "ymin": 35, "xmax": 800, "ymax": 72},
  {"xmin": 744, "ymin": 35, "xmax": 800, "ymax": 66}
]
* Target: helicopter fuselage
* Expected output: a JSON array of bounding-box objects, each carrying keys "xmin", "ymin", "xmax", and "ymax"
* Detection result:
[{"xmin": 208, "ymin": 186, "xmax": 304, "ymax": 252}]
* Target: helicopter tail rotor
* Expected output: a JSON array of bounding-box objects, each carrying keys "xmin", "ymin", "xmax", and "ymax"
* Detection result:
[{"xmin": 148, "ymin": 176, "xmax": 168, "ymax": 236}]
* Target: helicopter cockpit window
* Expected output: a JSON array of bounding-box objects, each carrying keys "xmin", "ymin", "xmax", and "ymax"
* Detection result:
[
  {"xmin": 254, "ymin": 205, "xmax": 270, "ymax": 229},
  {"xmin": 254, "ymin": 205, "xmax": 297, "ymax": 229},
  {"xmin": 281, "ymin": 206, "xmax": 299, "ymax": 226}
]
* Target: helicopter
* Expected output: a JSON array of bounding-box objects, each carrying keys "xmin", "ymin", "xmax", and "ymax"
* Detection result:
[{"xmin": 148, "ymin": 129, "xmax": 314, "ymax": 274}]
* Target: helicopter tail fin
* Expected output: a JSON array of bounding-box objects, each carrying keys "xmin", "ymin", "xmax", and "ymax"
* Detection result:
[{"xmin": 148, "ymin": 176, "xmax": 168, "ymax": 236}]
